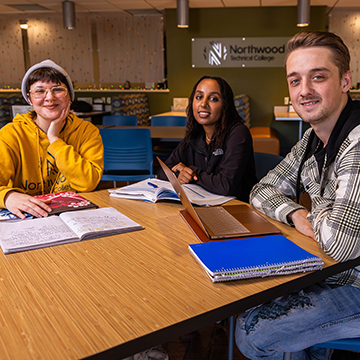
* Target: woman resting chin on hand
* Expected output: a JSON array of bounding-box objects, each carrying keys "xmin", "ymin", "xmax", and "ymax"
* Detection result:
[{"xmin": 0, "ymin": 59, "xmax": 104, "ymax": 219}]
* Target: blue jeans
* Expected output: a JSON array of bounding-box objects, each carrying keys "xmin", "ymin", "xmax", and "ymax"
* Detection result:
[{"xmin": 235, "ymin": 282, "xmax": 360, "ymax": 360}]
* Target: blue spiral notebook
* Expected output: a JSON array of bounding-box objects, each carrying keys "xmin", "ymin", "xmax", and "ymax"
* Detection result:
[{"xmin": 188, "ymin": 235, "xmax": 324, "ymax": 282}]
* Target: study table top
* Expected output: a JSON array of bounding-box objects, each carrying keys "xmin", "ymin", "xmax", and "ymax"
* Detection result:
[{"xmin": 1, "ymin": 190, "xmax": 359, "ymax": 360}]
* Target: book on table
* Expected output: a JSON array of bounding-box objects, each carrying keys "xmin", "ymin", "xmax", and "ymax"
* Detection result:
[
  {"xmin": 189, "ymin": 234, "xmax": 324, "ymax": 283},
  {"xmin": 0, "ymin": 207, "xmax": 143, "ymax": 254},
  {"xmin": 0, "ymin": 191, "xmax": 97, "ymax": 221},
  {"xmin": 34, "ymin": 191, "xmax": 98, "ymax": 215},
  {"xmin": 108, "ymin": 178, "xmax": 234, "ymax": 206}
]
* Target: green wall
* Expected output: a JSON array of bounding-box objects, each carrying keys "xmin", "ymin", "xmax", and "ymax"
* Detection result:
[{"xmin": 158, "ymin": 6, "xmax": 327, "ymax": 152}]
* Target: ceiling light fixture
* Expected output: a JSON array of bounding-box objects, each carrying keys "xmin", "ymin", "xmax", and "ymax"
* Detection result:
[
  {"xmin": 297, "ymin": 0, "xmax": 310, "ymax": 27},
  {"xmin": 177, "ymin": 0, "xmax": 189, "ymax": 28},
  {"xmin": 62, "ymin": 1, "xmax": 76, "ymax": 30},
  {"xmin": 19, "ymin": 20, "xmax": 28, "ymax": 30}
]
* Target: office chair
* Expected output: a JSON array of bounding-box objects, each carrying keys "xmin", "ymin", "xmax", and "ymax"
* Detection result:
[
  {"xmin": 102, "ymin": 115, "xmax": 138, "ymax": 126},
  {"xmin": 151, "ymin": 116, "xmax": 187, "ymax": 164},
  {"xmin": 254, "ymin": 151, "xmax": 284, "ymax": 180},
  {"xmin": 283, "ymin": 338, "xmax": 360, "ymax": 359},
  {"xmin": 150, "ymin": 115, "xmax": 187, "ymax": 127},
  {"xmin": 99, "ymin": 128, "xmax": 155, "ymax": 187}
]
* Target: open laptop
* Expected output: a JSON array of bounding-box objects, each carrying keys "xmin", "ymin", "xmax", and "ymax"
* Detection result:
[{"xmin": 158, "ymin": 158, "xmax": 280, "ymax": 240}]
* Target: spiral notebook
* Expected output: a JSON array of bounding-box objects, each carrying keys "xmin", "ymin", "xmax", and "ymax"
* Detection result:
[{"xmin": 189, "ymin": 234, "xmax": 324, "ymax": 282}]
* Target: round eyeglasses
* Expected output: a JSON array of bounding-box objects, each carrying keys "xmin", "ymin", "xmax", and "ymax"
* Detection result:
[{"xmin": 29, "ymin": 86, "xmax": 68, "ymax": 100}]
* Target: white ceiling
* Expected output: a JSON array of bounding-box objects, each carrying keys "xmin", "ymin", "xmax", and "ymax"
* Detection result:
[{"xmin": 0, "ymin": 0, "xmax": 357, "ymax": 15}]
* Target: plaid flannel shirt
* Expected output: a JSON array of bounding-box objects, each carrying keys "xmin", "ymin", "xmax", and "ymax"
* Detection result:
[{"xmin": 250, "ymin": 124, "xmax": 360, "ymax": 288}]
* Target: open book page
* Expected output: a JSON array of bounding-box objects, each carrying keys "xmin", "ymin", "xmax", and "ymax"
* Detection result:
[
  {"xmin": 0, "ymin": 207, "xmax": 143, "ymax": 254},
  {"xmin": 109, "ymin": 178, "xmax": 234, "ymax": 206},
  {"xmin": 181, "ymin": 184, "xmax": 234, "ymax": 206},
  {"xmin": 0, "ymin": 216, "xmax": 78, "ymax": 253},
  {"xmin": 109, "ymin": 178, "xmax": 178, "ymax": 202},
  {"xmin": 59, "ymin": 207, "xmax": 144, "ymax": 240}
]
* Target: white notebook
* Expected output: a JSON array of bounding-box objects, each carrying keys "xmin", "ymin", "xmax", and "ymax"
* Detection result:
[{"xmin": 0, "ymin": 207, "xmax": 143, "ymax": 254}]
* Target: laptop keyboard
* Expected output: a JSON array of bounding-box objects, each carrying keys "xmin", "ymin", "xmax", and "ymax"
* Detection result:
[{"xmin": 195, "ymin": 207, "xmax": 250, "ymax": 236}]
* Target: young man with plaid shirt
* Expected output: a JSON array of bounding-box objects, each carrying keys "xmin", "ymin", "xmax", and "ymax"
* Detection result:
[{"xmin": 236, "ymin": 31, "xmax": 360, "ymax": 360}]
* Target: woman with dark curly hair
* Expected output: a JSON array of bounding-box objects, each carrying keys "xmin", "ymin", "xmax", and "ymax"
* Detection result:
[{"xmin": 157, "ymin": 76, "xmax": 257, "ymax": 202}]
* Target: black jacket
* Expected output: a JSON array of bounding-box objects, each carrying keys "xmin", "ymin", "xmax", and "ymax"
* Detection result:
[{"xmin": 158, "ymin": 123, "xmax": 257, "ymax": 202}]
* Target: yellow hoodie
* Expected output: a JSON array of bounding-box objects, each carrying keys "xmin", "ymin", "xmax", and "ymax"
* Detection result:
[{"xmin": 0, "ymin": 111, "xmax": 104, "ymax": 208}]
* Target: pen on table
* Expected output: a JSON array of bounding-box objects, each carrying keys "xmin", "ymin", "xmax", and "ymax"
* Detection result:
[{"xmin": 147, "ymin": 182, "xmax": 158, "ymax": 188}]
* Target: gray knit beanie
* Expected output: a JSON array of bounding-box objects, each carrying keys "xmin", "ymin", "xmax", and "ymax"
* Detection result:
[{"xmin": 21, "ymin": 59, "xmax": 75, "ymax": 104}]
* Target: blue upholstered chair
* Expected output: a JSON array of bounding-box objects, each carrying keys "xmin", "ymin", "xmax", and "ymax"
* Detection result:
[
  {"xmin": 151, "ymin": 115, "xmax": 187, "ymax": 127},
  {"xmin": 102, "ymin": 115, "xmax": 138, "ymax": 126},
  {"xmin": 151, "ymin": 116, "xmax": 187, "ymax": 162},
  {"xmin": 254, "ymin": 151, "xmax": 284, "ymax": 180},
  {"xmin": 100, "ymin": 128, "xmax": 155, "ymax": 187},
  {"xmin": 283, "ymin": 338, "xmax": 360, "ymax": 359}
]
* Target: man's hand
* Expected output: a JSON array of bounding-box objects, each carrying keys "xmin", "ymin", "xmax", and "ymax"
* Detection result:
[
  {"xmin": 288, "ymin": 208, "xmax": 316, "ymax": 241},
  {"xmin": 4, "ymin": 191, "xmax": 52, "ymax": 219},
  {"xmin": 172, "ymin": 162, "xmax": 198, "ymax": 184},
  {"xmin": 47, "ymin": 102, "xmax": 70, "ymax": 144}
]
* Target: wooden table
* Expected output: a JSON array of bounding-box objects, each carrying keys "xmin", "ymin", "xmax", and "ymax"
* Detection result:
[
  {"xmin": 1, "ymin": 191, "xmax": 359, "ymax": 360},
  {"xmin": 97, "ymin": 125, "xmax": 186, "ymax": 140},
  {"xmin": 151, "ymin": 111, "xmax": 186, "ymax": 117}
]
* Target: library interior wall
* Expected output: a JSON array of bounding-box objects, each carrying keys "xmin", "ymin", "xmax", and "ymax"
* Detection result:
[{"xmin": 162, "ymin": 6, "xmax": 327, "ymax": 151}]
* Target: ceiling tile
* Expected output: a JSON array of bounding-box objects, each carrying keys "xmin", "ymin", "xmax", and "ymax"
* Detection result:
[
  {"xmin": 76, "ymin": 3, "xmax": 121, "ymax": 11},
  {"xmin": 108, "ymin": 1, "xmax": 153, "ymax": 9},
  {"xmin": 190, "ymin": 0, "xmax": 225, "ymax": 8},
  {"xmin": 0, "ymin": 4, "xmax": 23, "ymax": 13},
  {"xmin": 262, "ymin": 0, "xmax": 297, "ymax": 5},
  {"xmin": 0, "ymin": 0, "xmax": 33, "ymax": 3},
  {"xmin": 149, "ymin": 1, "xmax": 177, "ymax": 9},
  {"xmin": 223, "ymin": 0, "xmax": 261, "ymax": 6}
]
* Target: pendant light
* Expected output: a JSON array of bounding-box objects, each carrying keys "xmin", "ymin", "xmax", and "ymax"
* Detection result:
[
  {"xmin": 177, "ymin": 0, "xmax": 189, "ymax": 28},
  {"xmin": 297, "ymin": 0, "xmax": 310, "ymax": 27},
  {"xmin": 62, "ymin": 1, "xmax": 76, "ymax": 30}
]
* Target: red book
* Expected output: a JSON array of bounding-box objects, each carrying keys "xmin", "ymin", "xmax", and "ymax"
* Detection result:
[{"xmin": 35, "ymin": 191, "xmax": 98, "ymax": 215}]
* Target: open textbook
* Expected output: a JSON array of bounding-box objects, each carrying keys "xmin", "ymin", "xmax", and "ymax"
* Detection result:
[
  {"xmin": 109, "ymin": 178, "xmax": 234, "ymax": 206},
  {"xmin": 0, "ymin": 207, "xmax": 143, "ymax": 254}
]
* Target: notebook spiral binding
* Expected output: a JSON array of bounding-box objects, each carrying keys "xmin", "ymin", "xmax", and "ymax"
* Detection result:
[{"xmin": 215, "ymin": 257, "xmax": 323, "ymax": 274}]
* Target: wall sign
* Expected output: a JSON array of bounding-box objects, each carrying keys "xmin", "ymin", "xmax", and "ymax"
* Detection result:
[{"xmin": 192, "ymin": 37, "xmax": 290, "ymax": 68}]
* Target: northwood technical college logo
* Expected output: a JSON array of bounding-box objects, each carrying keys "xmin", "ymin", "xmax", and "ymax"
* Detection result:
[
  {"xmin": 204, "ymin": 41, "xmax": 228, "ymax": 66},
  {"xmin": 193, "ymin": 37, "xmax": 290, "ymax": 68}
]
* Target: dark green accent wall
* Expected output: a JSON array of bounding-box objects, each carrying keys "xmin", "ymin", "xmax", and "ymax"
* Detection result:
[{"xmin": 157, "ymin": 6, "xmax": 326, "ymax": 152}]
